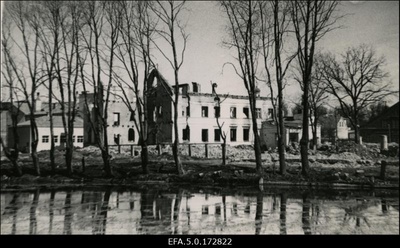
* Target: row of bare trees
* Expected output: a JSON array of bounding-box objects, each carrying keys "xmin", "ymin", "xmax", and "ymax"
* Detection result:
[
  {"xmin": 220, "ymin": 0, "xmax": 341, "ymax": 176},
  {"xmin": 2, "ymin": 1, "xmax": 395, "ymax": 178},
  {"xmin": 1, "ymin": 1, "xmax": 188, "ymax": 177},
  {"xmin": 220, "ymin": 0, "xmax": 396, "ymax": 177}
]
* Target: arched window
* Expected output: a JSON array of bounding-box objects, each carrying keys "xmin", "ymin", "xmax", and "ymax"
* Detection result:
[{"xmin": 128, "ymin": 128, "xmax": 135, "ymax": 142}]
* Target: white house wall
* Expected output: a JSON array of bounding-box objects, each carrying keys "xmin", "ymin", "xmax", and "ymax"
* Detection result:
[
  {"xmin": 37, "ymin": 127, "xmax": 84, "ymax": 151},
  {"xmin": 176, "ymin": 94, "xmax": 273, "ymax": 144}
]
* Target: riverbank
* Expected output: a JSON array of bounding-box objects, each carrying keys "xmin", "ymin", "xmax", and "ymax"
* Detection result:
[{"xmin": 1, "ymin": 144, "xmax": 398, "ymax": 190}]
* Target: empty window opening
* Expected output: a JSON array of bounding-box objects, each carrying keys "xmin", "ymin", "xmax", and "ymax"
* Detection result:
[
  {"xmin": 114, "ymin": 134, "xmax": 120, "ymax": 145},
  {"xmin": 202, "ymin": 129, "xmax": 208, "ymax": 142},
  {"xmin": 214, "ymin": 106, "xmax": 220, "ymax": 118},
  {"xmin": 183, "ymin": 126, "xmax": 190, "ymax": 141},
  {"xmin": 268, "ymin": 108, "xmax": 274, "ymax": 119},
  {"xmin": 230, "ymin": 128, "xmax": 237, "ymax": 142},
  {"xmin": 230, "ymin": 107, "xmax": 236, "ymax": 118},
  {"xmin": 256, "ymin": 108, "xmax": 262, "ymax": 119},
  {"xmin": 243, "ymin": 128, "xmax": 250, "ymax": 141},
  {"xmin": 214, "ymin": 129, "xmax": 221, "ymax": 142},
  {"xmin": 202, "ymin": 106, "xmax": 208, "ymax": 117},
  {"xmin": 186, "ymin": 106, "xmax": 190, "ymax": 117},
  {"xmin": 113, "ymin": 112, "xmax": 120, "ymax": 126},
  {"xmin": 128, "ymin": 128, "xmax": 135, "ymax": 141},
  {"xmin": 243, "ymin": 107, "xmax": 249, "ymax": 118}
]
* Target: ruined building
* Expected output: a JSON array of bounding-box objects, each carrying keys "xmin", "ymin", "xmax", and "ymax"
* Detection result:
[{"xmin": 146, "ymin": 69, "xmax": 274, "ymax": 145}]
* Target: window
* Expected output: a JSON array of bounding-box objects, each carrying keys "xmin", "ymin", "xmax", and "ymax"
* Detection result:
[
  {"xmin": 230, "ymin": 107, "xmax": 236, "ymax": 118},
  {"xmin": 42, "ymin": 135, "xmax": 49, "ymax": 143},
  {"xmin": 128, "ymin": 128, "xmax": 135, "ymax": 141},
  {"xmin": 243, "ymin": 107, "xmax": 249, "ymax": 118},
  {"xmin": 201, "ymin": 129, "xmax": 208, "ymax": 142},
  {"xmin": 61, "ymin": 134, "xmax": 66, "ymax": 143},
  {"xmin": 77, "ymin": 136, "xmax": 84, "ymax": 143},
  {"xmin": 243, "ymin": 128, "xmax": 250, "ymax": 141},
  {"xmin": 214, "ymin": 129, "xmax": 221, "ymax": 142},
  {"xmin": 230, "ymin": 128, "xmax": 237, "ymax": 142},
  {"xmin": 214, "ymin": 106, "xmax": 220, "ymax": 118},
  {"xmin": 53, "ymin": 135, "xmax": 58, "ymax": 143},
  {"xmin": 72, "ymin": 136, "xmax": 75, "ymax": 143},
  {"xmin": 114, "ymin": 134, "xmax": 120, "ymax": 145},
  {"xmin": 130, "ymin": 111, "xmax": 135, "ymax": 121},
  {"xmin": 186, "ymin": 106, "xmax": 190, "ymax": 117},
  {"xmin": 183, "ymin": 126, "xmax": 190, "ymax": 141},
  {"xmin": 202, "ymin": 106, "xmax": 208, "ymax": 117},
  {"xmin": 113, "ymin": 112, "xmax": 120, "ymax": 126},
  {"xmin": 256, "ymin": 108, "xmax": 262, "ymax": 119},
  {"xmin": 268, "ymin": 108, "xmax": 274, "ymax": 119}
]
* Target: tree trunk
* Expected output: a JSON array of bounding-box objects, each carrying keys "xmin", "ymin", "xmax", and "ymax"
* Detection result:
[
  {"xmin": 141, "ymin": 142, "xmax": 149, "ymax": 174},
  {"xmin": 1, "ymin": 142, "xmax": 22, "ymax": 176},
  {"xmin": 11, "ymin": 159, "xmax": 22, "ymax": 177},
  {"xmin": 278, "ymin": 94, "xmax": 286, "ymax": 174},
  {"xmin": 312, "ymin": 122, "xmax": 318, "ymax": 151},
  {"xmin": 222, "ymin": 141, "xmax": 226, "ymax": 166},
  {"xmin": 250, "ymin": 98, "xmax": 262, "ymax": 173},
  {"xmin": 31, "ymin": 149, "xmax": 40, "ymax": 176},
  {"xmin": 173, "ymin": 101, "xmax": 184, "ymax": 175},
  {"xmin": 300, "ymin": 92, "xmax": 310, "ymax": 177},
  {"xmin": 101, "ymin": 147, "xmax": 113, "ymax": 177},
  {"xmin": 354, "ymin": 118, "xmax": 360, "ymax": 144},
  {"xmin": 65, "ymin": 146, "xmax": 73, "ymax": 176}
]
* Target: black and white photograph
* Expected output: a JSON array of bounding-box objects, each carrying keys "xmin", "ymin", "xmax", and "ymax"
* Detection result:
[{"xmin": 0, "ymin": 0, "xmax": 399, "ymax": 240}]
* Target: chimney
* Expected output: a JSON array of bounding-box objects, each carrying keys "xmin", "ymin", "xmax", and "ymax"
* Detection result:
[
  {"xmin": 211, "ymin": 82, "xmax": 218, "ymax": 95},
  {"xmin": 35, "ymin": 92, "xmax": 42, "ymax": 112}
]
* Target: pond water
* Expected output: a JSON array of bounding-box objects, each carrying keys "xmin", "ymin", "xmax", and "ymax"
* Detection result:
[{"xmin": 1, "ymin": 186, "xmax": 398, "ymax": 235}]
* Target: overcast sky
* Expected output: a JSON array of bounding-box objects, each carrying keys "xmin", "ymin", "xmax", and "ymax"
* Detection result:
[
  {"xmin": 1, "ymin": 1, "xmax": 398, "ymax": 107},
  {"xmin": 154, "ymin": 1, "xmax": 399, "ymax": 106}
]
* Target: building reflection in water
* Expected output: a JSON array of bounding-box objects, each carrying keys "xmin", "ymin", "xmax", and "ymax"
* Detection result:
[{"xmin": 0, "ymin": 189, "xmax": 398, "ymax": 235}]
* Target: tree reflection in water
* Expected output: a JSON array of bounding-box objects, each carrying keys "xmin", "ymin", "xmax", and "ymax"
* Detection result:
[
  {"xmin": 280, "ymin": 192, "xmax": 287, "ymax": 235},
  {"xmin": 255, "ymin": 191, "xmax": 264, "ymax": 235},
  {"xmin": 302, "ymin": 192, "xmax": 311, "ymax": 235},
  {"xmin": 63, "ymin": 190, "xmax": 73, "ymax": 234},
  {"xmin": 0, "ymin": 188, "xmax": 398, "ymax": 235},
  {"xmin": 29, "ymin": 189, "xmax": 40, "ymax": 235},
  {"xmin": 49, "ymin": 190, "xmax": 56, "ymax": 234},
  {"xmin": 93, "ymin": 188, "xmax": 111, "ymax": 235},
  {"xmin": 2, "ymin": 193, "xmax": 22, "ymax": 234}
]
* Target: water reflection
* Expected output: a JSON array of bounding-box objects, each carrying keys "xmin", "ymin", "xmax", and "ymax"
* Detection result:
[{"xmin": 1, "ymin": 188, "xmax": 398, "ymax": 235}]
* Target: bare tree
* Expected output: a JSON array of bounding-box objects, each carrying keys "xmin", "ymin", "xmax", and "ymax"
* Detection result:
[
  {"xmin": 4, "ymin": 1, "xmax": 48, "ymax": 176},
  {"xmin": 290, "ymin": 0, "xmax": 340, "ymax": 177},
  {"xmin": 319, "ymin": 44, "xmax": 396, "ymax": 144},
  {"xmin": 150, "ymin": 1, "xmax": 188, "ymax": 175},
  {"xmin": 211, "ymin": 82, "xmax": 228, "ymax": 166},
  {"xmin": 296, "ymin": 54, "xmax": 329, "ymax": 150},
  {"xmin": 259, "ymin": 0, "xmax": 297, "ymax": 175},
  {"xmin": 79, "ymin": 1, "xmax": 122, "ymax": 177},
  {"xmin": 39, "ymin": 1, "xmax": 63, "ymax": 174},
  {"xmin": 114, "ymin": 1, "xmax": 156, "ymax": 174},
  {"xmin": 220, "ymin": 0, "xmax": 263, "ymax": 173},
  {"xmin": 1, "ymin": 21, "xmax": 24, "ymax": 176}
]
